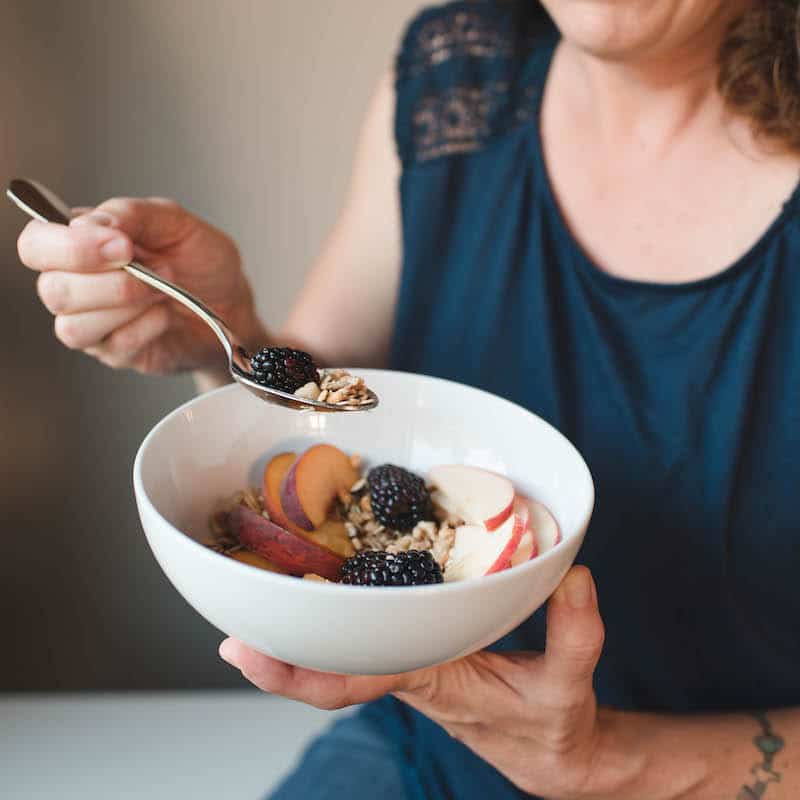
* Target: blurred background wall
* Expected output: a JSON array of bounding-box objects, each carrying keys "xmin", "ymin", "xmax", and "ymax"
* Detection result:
[{"xmin": 1, "ymin": 0, "xmax": 423, "ymax": 690}]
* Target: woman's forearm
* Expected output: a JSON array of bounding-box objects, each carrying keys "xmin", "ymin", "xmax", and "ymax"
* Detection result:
[{"xmin": 588, "ymin": 706, "xmax": 796, "ymax": 800}]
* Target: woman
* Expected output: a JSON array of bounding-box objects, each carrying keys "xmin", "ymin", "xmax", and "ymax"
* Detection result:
[{"xmin": 17, "ymin": 1, "xmax": 800, "ymax": 797}]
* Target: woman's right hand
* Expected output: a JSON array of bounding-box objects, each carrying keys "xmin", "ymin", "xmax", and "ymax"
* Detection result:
[{"xmin": 17, "ymin": 197, "xmax": 265, "ymax": 378}]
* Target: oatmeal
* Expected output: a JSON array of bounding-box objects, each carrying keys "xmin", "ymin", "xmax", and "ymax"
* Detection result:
[{"xmin": 204, "ymin": 443, "xmax": 559, "ymax": 586}]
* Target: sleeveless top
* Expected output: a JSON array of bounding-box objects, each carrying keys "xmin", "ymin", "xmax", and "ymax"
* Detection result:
[{"xmin": 369, "ymin": 2, "xmax": 800, "ymax": 797}]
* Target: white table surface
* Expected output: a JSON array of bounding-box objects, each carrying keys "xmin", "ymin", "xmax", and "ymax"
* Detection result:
[{"xmin": 2, "ymin": 690, "xmax": 348, "ymax": 800}]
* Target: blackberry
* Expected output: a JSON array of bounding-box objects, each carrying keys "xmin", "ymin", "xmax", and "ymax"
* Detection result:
[
  {"xmin": 340, "ymin": 550, "xmax": 443, "ymax": 586},
  {"xmin": 249, "ymin": 347, "xmax": 319, "ymax": 393},
  {"xmin": 367, "ymin": 464, "xmax": 433, "ymax": 532}
]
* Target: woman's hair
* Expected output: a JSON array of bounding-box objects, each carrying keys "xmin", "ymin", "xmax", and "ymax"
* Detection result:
[{"xmin": 719, "ymin": 1, "xmax": 800, "ymax": 153}]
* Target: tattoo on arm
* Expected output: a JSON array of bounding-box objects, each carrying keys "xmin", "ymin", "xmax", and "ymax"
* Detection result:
[{"xmin": 736, "ymin": 712, "xmax": 784, "ymax": 799}]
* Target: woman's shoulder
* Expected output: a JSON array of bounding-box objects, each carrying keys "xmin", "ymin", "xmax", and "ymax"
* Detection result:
[{"xmin": 394, "ymin": 1, "xmax": 558, "ymax": 167}]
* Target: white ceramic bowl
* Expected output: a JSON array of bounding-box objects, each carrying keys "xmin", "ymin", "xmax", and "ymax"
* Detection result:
[{"xmin": 133, "ymin": 371, "xmax": 594, "ymax": 675}]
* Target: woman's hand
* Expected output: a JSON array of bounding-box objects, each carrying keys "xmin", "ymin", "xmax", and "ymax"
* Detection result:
[
  {"xmin": 17, "ymin": 198, "xmax": 265, "ymax": 378},
  {"xmin": 219, "ymin": 566, "xmax": 609, "ymax": 800}
]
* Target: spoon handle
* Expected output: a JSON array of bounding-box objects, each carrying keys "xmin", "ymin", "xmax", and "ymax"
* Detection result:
[{"xmin": 7, "ymin": 178, "xmax": 240, "ymax": 362}]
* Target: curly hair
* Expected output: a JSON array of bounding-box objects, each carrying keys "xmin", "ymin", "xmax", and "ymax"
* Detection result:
[{"xmin": 719, "ymin": 1, "xmax": 800, "ymax": 152}]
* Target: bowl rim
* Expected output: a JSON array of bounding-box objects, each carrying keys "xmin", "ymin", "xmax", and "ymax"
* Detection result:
[{"xmin": 133, "ymin": 370, "xmax": 595, "ymax": 596}]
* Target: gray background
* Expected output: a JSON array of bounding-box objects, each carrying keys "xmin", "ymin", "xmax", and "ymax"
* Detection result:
[{"xmin": 1, "ymin": 0, "xmax": 422, "ymax": 691}]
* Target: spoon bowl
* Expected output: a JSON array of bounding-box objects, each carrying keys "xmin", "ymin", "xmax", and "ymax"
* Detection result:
[{"xmin": 7, "ymin": 178, "xmax": 379, "ymax": 413}]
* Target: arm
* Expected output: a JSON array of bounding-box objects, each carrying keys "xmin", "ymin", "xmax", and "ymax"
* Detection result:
[
  {"xmin": 17, "ymin": 72, "xmax": 400, "ymax": 394},
  {"xmin": 219, "ymin": 566, "xmax": 797, "ymax": 800},
  {"xmin": 590, "ymin": 706, "xmax": 795, "ymax": 800}
]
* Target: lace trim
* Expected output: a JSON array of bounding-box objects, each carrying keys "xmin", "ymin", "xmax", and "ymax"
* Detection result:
[
  {"xmin": 410, "ymin": 83, "xmax": 539, "ymax": 163},
  {"xmin": 403, "ymin": 9, "xmax": 516, "ymax": 76}
]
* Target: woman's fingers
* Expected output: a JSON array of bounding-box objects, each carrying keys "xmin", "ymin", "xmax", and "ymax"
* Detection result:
[
  {"xmin": 544, "ymin": 567, "xmax": 605, "ymax": 690},
  {"xmin": 18, "ymin": 218, "xmax": 133, "ymax": 272},
  {"xmin": 86, "ymin": 304, "xmax": 171, "ymax": 370},
  {"xmin": 37, "ymin": 268, "xmax": 168, "ymax": 315},
  {"xmin": 81, "ymin": 197, "xmax": 194, "ymax": 252},
  {"xmin": 54, "ymin": 299, "xmax": 164, "ymax": 351},
  {"xmin": 218, "ymin": 638, "xmax": 405, "ymax": 710},
  {"xmin": 18, "ymin": 197, "xmax": 192, "ymax": 276}
]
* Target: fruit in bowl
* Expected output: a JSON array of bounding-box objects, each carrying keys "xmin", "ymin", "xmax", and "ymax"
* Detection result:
[
  {"xmin": 206, "ymin": 444, "xmax": 563, "ymax": 587},
  {"xmin": 133, "ymin": 370, "xmax": 593, "ymax": 674}
]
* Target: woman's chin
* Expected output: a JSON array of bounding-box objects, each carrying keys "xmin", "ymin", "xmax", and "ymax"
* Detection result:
[{"xmin": 540, "ymin": 0, "xmax": 729, "ymax": 63}]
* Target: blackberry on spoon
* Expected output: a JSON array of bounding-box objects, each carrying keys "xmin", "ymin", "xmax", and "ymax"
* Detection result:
[{"xmin": 249, "ymin": 347, "xmax": 319, "ymax": 394}]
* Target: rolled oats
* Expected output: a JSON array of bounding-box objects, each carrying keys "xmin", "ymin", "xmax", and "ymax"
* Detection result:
[{"xmin": 317, "ymin": 368, "xmax": 373, "ymax": 406}]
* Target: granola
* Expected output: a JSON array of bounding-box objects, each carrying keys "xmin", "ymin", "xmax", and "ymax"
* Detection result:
[
  {"xmin": 293, "ymin": 368, "xmax": 374, "ymax": 406},
  {"xmin": 336, "ymin": 468, "xmax": 458, "ymax": 569},
  {"xmin": 204, "ymin": 488, "xmax": 265, "ymax": 555}
]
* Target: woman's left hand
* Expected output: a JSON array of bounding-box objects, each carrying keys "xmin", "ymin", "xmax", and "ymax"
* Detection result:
[{"xmin": 219, "ymin": 565, "xmax": 607, "ymax": 800}]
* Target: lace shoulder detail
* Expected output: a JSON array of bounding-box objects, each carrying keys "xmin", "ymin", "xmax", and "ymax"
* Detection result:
[{"xmin": 395, "ymin": 1, "xmax": 556, "ymax": 166}]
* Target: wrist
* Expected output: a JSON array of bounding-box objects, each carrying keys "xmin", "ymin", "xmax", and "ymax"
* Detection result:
[
  {"xmin": 576, "ymin": 708, "xmax": 647, "ymax": 800},
  {"xmin": 579, "ymin": 708, "xmax": 707, "ymax": 800}
]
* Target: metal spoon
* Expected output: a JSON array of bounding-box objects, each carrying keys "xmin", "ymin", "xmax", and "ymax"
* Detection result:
[{"xmin": 7, "ymin": 178, "xmax": 378, "ymax": 412}]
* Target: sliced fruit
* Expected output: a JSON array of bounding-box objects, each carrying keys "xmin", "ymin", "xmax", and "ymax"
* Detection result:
[
  {"xmin": 428, "ymin": 465, "xmax": 514, "ymax": 531},
  {"xmin": 510, "ymin": 495, "xmax": 548, "ymax": 567},
  {"xmin": 305, "ymin": 518, "xmax": 354, "ymax": 559},
  {"xmin": 263, "ymin": 452, "xmax": 296, "ymax": 529},
  {"xmin": 280, "ymin": 444, "xmax": 359, "ymax": 531},
  {"xmin": 510, "ymin": 530, "xmax": 538, "ymax": 567},
  {"xmin": 519, "ymin": 495, "xmax": 561, "ymax": 554},
  {"xmin": 229, "ymin": 505, "xmax": 344, "ymax": 581},
  {"xmin": 444, "ymin": 504, "xmax": 528, "ymax": 582},
  {"xmin": 230, "ymin": 549, "xmax": 288, "ymax": 574}
]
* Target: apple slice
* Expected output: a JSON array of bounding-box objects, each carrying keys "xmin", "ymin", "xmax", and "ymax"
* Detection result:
[
  {"xmin": 429, "ymin": 465, "xmax": 514, "ymax": 531},
  {"xmin": 263, "ymin": 452, "xmax": 296, "ymax": 529},
  {"xmin": 229, "ymin": 505, "xmax": 344, "ymax": 581},
  {"xmin": 510, "ymin": 530, "xmax": 538, "ymax": 567},
  {"xmin": 518, "ymin": 495, "xmax": 561, "ymax": 555},
  {"xmin": 280, "ymin": 444, "xmax": 359, "ymax": 531},
  {"xmin": 444, "ymin": 503, "xmax": 528, "ymax": 582}
]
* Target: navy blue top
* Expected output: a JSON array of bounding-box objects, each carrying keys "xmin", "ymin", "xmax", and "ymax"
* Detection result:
[{"xmin": 374, "ymin": 2, "xmax": 800, "ymax": 797}]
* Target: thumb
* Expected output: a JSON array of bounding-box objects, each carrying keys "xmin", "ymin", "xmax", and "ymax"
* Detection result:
[{"xmin": 544, "ymin": 566, "xmax": 604, "ymax": 686}]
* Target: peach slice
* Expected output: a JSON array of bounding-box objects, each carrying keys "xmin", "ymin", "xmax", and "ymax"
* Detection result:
[
  {"xmin": 305, "ymin": 518, "xmax": 355, "ymax": 559},
  {"xmin": 280, "ymin": 444, "xmax": 359, "ymax": 531},
  {"xmin": 230, "ymin": 549, "xmax": 288, "ymax": 574},
  {"xmin": 263, "ymin": 452, "xmax": 296, "ymax": 530},
  {"xmin": 229, "ymin": 506, "xmax": 344, "ymax": 581}
]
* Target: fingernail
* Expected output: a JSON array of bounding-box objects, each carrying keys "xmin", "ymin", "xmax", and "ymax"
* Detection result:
[
  {"xmin": 71, "ymin": 211, "xmax": 116, "ymax": 228},
  {"xmin": 218, "ymin": 639, "xmax": 236, "ymax": 666},
  {"xmin": 100, "ymin": 237, "xmax": 129, "ymax": 263},
  {"xmin": 563, "ymin": 568, "xmax": 592, "ymax": 609}
]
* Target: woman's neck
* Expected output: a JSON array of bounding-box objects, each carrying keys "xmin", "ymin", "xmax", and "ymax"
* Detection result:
[{"xmin": 557, "ymin": 2, "xmax": 753, "ymax": 156}]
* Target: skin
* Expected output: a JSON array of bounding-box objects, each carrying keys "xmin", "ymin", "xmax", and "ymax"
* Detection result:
[{"xmin": 16, "ymin": 1, "xmax": 799, "ymax": 796}]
